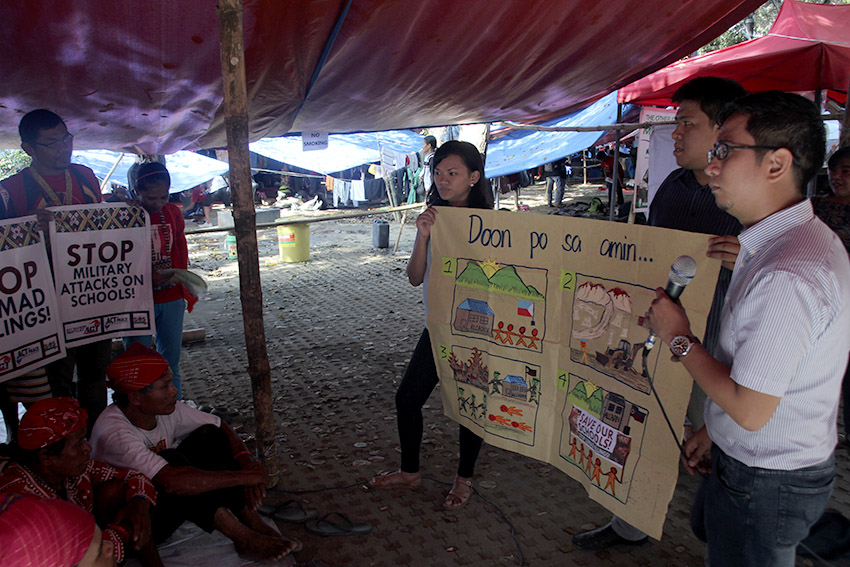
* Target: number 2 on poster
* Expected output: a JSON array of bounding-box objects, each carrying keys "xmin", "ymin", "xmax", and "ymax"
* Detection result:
[{"xmin": 561, "ymin": 270, "xmax": 576, "ymax": 292}]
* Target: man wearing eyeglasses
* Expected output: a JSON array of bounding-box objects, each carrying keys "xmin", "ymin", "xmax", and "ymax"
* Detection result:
[
  {"xmin": 1, "ymin": 109, "xmax": 102, "ymax": 219},
  {"xmin": 647, "ymin": 91, "xmax": 850, "ymax": 566},
  {"xmin": 573, "ymin": 76, "xmax": 745, "ymax": 551},
  {"xmin": 0, "ymin": 109, "xmax": 109, "ymax": 432}
]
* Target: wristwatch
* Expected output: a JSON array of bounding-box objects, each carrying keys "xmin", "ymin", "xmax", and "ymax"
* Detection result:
[{"xmin": 669, "ymin": 334, "xmax": 700, "ymax": 358}]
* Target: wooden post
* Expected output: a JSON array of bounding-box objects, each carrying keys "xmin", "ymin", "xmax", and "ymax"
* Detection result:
[
  {"xmin": 376, "ymin": 135, "xmax": 401, "ymax": 223},
  {"xmin": 609, "ymin": 104, "xmax": 623, "ymax": 222},
  {"xmin": 808, "ymin": 90, "xmax": 823, "ymax": 198},
  {"xmin": 393, "ymin": 211, "xmax": 407, "ymax": 253},
  {"xmin": 582, "ymin": 152, "xmax": 587, "ymax": 185},
  {"xmin": 842, "ymin": 77, "xmax": 850, "ymax": 148},
  {"xmin": 100, "ymin": 152, "xmax": 125, "ymax": 191},
  {"xmin": 216, "ymin": 0, "xmax": 278, "ymax": 485}
]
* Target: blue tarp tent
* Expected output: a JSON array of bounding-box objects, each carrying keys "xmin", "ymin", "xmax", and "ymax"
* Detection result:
[
  {"xmin": 250, "ymin": 130, "xmax": 425, "ymax": 176},
  {"xmin": 251, "ymin": 94, "xmax": 626, "ymax": 181},
  {"xmin": 73, "ymin": 150, "xmax": 229, "ymax": 194},
  {"xmin": 485, "ymin": 91, "xmax": 621, "ymax": 178}
]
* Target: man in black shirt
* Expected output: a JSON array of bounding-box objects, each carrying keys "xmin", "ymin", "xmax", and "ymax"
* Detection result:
[{"xmin": 573, "ymin": 76, "xmax": 746, "ymax": 551}]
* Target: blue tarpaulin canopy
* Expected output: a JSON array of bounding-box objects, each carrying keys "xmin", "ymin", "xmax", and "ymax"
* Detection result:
[
  {"xmin": 485, "ymin": 91, "xmax": 620, "ymax": 178},
  {"xmin": 250, "ymin": 130, "xmax": 425, "ymax": 176},
  {"xmin": 73, "ymin": 150, "xmax": 229, "ymax": 194},
  {"xmin": 250, "ymin": 93, "xmax": 627, "ymax": 180}
]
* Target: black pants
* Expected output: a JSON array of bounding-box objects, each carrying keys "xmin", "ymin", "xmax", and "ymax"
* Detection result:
[
  {"xmin": 203, "ymin": 188, "xmax": 231, "ymax": 207},
  {"xmin": 46, "ymin": 339, "xmax": 111, "ymax": 431},
  {"xmin": 153, "ymin": 425, "xmax": 245, "ymax": 542},
  {"xmin": 843, "ymin": 359, "xmax": 850, "ymax": 438},
  {"xmin": 396, "ymin": 329, "xmax": 483, "ymax": 478}
]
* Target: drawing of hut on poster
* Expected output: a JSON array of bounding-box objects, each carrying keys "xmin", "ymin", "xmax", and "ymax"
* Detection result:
[{"xmin": 427, "ymin": 207, "xmax": 720, "ymax": 538}]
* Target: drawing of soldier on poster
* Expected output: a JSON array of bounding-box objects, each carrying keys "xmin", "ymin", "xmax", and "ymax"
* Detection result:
[{"xmin": 449, "ymin": 344, "xmax": 542, "ymax": 446}]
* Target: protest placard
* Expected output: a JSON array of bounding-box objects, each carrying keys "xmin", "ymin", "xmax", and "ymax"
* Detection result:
[
  {"xmin": 49, "ymin": 203, "xmax": 154, "ymax": 347},
  {"xmin": 428, "ymin": 207, "xmax": 720, "ymax": 538},
  {"xmin": 0, "ymin": 216, "xmax": 65, "ymax": 382}
]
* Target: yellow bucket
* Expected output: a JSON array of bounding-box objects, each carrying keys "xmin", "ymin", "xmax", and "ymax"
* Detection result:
[{"xmin": 277, "ymin": 223, "xmax": 310, "ymax": 262}]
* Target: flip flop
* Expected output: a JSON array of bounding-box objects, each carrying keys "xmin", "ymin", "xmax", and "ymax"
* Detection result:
[
  {"xmin": 210, "ymin": 407, "xmax": 240, "ymax": 421},
  {"xmin": 260, "ymin": 500, "xmax": 319, "ymax": 523},
  {"xmin": 305, "ymin": 512, "xmax": 372, "ymax": 537}
]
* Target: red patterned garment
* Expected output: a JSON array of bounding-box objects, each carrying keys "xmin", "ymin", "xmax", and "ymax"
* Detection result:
[
  {"xmin": 106, "ymin": 342, "xmax": 169, "ymax": 393},
  {"xmin": 149, "ymin": 202, "xmax": 196, "ymax": 311},
  {"xmin": 17, "ymin": 397, "xmax": 87, "ymax": 450},
  {"xmin": 0, "ymin": 493, "xmax": 95, "ymax": 567},
  {"xmin": 0, "ymin": 459, "xmax": 157, "ymax": 563}
]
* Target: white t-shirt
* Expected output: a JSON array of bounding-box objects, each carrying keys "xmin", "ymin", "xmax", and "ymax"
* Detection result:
[
  {"xmin": 422, "ymin": 152, "xmax": 434, "ymax": 193},
  {"xmin": 90, "ymin": 402, "xmax": 220, "ymax": 481}
]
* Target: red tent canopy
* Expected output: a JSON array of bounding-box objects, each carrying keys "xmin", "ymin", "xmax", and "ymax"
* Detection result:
[
  {"xmin": 619, "ymin": 0, "xmax": 850, "ymax": 106},
  {"xmin": 0, "ymin": 0, "xmax": 763, "ymax": 154}
]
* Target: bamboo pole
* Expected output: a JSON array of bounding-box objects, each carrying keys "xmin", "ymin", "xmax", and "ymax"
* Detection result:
[
  {"xmin": 100, "ymin": 152, "xmax": 125, "ymax": 191},
  {"xmin": 842, "ymin": 77, "xmax": 850, "ymax": 148},
  {"xmin": 809, "ymin": 90, "xmax": 823, "ymax": 198},
  {"xmin": 393, "ymin": 211, "xmax": 408, "ymax": 253},
  {"xmin": 376, "ymin": 134, "xmax": 401, "ymax": 223},
  {"xmin": 609, "ymin": 104, "xmax": 622, "ymax": 222},
  {"xmin": 501, "ymin": 119, "xmax": 675, "ymax": 133},
  {"xmin": 216, "ymin": 0, "xmax": 278, "ymax": 485},
  {"xmin": 582, "ymin": 152, "xmax": 587, "ymax": 185},
  {"xmin": 185, "ymin": 202, "xmax": 423, "ymax": 235}
]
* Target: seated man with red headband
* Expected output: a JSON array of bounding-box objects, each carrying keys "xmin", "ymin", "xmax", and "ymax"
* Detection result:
[
  {"xmin": 0, "ymin": 397, "xmax": 157, "ymax": 566},
  {"xmin": 0, "ymin": 493, "xmax": 117, "ymax": 567},
  {"xmin": 89, "ymin": 342, "xmax": 301, "ymax": 563}
]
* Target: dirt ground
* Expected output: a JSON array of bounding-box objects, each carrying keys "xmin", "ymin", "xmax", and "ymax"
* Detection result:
[
  {"xmin": 175, "ymin": 181, "xmax": 850, "ymax": 567},
  {"xmin": 4, "ymin": 181, "xmax": 847, "ymax": 566}
]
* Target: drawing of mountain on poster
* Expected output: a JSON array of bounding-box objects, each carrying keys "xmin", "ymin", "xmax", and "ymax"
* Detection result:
[{"xmin": 427, "ymin": 207, "xmax": 722, "ymax": 539}]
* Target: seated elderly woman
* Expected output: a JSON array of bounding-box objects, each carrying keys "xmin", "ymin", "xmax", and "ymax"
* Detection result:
[
  {"xmin": 0, "ymin": 397, "xmax": 157, "ymax": 566},
  {"xmin": 0, "ymin": 492, "xmax": 116, "ymax": 567}
]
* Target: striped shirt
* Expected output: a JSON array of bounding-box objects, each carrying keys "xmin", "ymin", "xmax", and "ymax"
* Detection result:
[{"xmin": 706, "ymin": 199, "xmax": 850, "ymax": 469}]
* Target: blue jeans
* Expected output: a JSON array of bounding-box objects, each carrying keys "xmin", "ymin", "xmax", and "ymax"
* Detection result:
[
  {"xmin": 545, "ymin": 176, "xmax": 565, "ymax": 206},
  {"xmin": 124, "ymin": 298, "xmax": 185, "ymax": 399},
  {"xmin": 692, "ymin": 446, "xmax": 834, "ymax": 567}
]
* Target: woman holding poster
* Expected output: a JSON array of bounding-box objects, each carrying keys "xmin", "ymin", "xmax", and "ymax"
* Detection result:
[
  {"xmin": 370, "ymin": 141, "xmax": 493, "ymax": 509},
  {"xmin": 123, "ymin": 163, "xmax": 195, "ymax": 400}
]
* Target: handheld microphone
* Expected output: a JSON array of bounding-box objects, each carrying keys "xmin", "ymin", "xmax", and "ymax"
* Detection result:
[{"xmin": 644, "ymin": 255, "xmax": 697, "ymax": 353}]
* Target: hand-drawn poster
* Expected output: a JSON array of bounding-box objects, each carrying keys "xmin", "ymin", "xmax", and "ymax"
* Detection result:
[
  {"xmin": 0, "ymin": 216, "xmax": 65, "ymax": 382},
  {"xmin": 428, "ymin": 207, "xmax": 721, "ymax": 538},
  {"xmin": 49, "ymin": 203, "xmax": 154, "ymax": 347}
]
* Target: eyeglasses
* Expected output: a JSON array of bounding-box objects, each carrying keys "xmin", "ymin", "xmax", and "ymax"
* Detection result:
[
  {"xmin": 707, "ymin": 142, "xmax": 781, "ymax": 163},
  {"xmin": 34, "ymin": 132, "xmax": 74, "ymax": 150}
]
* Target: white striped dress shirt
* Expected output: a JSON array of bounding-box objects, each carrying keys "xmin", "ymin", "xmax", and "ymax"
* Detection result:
[{"xmin": 706, "ymin": 199, "xmax": 850, "ymax": 469}]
